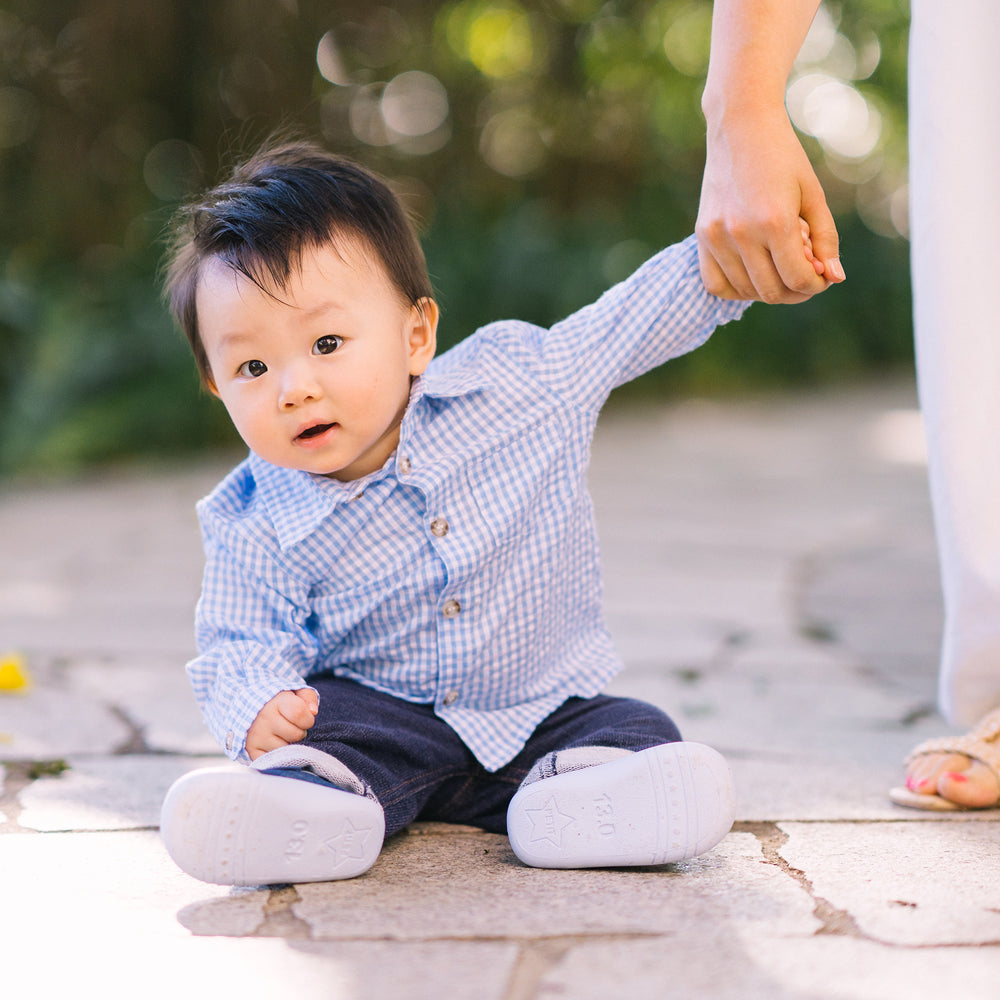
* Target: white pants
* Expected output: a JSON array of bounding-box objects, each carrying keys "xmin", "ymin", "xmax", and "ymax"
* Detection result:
[{"xmin": 910, "ymin": 0, "xmax": 1000, "ymax": 724}]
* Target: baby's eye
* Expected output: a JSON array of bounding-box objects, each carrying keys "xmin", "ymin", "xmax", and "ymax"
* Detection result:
[
  {"xmin": 313, "ymin": 335, "xmax": 343, "ymax": 356},
  {"xmin": 237, "ymin": 359, "xmax": 267, "ymax": 378}
]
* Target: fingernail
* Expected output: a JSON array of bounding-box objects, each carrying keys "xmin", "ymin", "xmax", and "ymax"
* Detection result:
[
  {"xmin": 944, "ymin": 771, "xmax": 968, "ymax": 783},
  {"xmin": 826, "ymin": 258, "xmax": 845, "ymax": 281}
]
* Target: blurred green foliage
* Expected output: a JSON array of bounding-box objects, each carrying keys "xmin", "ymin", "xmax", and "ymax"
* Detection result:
[{"xmin": 0, "ymin": 0, "xmax": 912, "ymax": 476}]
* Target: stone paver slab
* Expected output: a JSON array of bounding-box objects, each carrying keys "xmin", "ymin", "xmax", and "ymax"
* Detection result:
[
  {"xmin": 282, "ymin": 828, "xmax": 817, "ymax": 941},
  {"xmin": 0, "ymin": 684, "xmax": 131, "ymax": 758},
  {"xmin": 0, "ymin": 462, "xmax": 221, "ymax": 659},
  {"xmin": 802, "ymin": 544, "xmax": 942, "ymax": 698},
  {"xmin": 779, "ymin": 820, "xmax": 1000, "ymax": 946},
  {"xmin": 607, "ymin": 658, "xmax": 918, "ymax": 763},
  {"xmin": 0, "ymin": 652, "xmax": 215, "ymax": 760},
  {"xmin": 541, "ymin": 933, "xmax": 1000, "ymax": 1000},
  {"xmin": 16, "ymin": 754, "xmax": 226, "ymax": 831},
  {"xmin": 69, "ymin": 656, "xmax": 218, "ymax": 754},
  {"xmin": 286, "ymin": 942, "xmax": 518, "ymax": 1000}
]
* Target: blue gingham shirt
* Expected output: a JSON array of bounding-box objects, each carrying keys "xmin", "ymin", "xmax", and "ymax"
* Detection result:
[{"xmin": 189, "ymin": 235, "xmax": 748, "ymax": 769}]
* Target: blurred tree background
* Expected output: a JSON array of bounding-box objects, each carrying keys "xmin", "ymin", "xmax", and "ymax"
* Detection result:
[{"xmin": 0, "ymin": 0, "xmax": 911, "ymax": 476}]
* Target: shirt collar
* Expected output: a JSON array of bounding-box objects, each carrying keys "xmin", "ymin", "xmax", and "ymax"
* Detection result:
[
  {"xmin": 414, "ymin": 356, "xmax": 492, "ymax": 400},
  {"xmin": 248, "ymin": 452, "xmax": 389, "ymax": 551}
]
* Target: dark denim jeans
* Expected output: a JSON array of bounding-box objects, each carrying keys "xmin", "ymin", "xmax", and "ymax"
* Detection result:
[{"xmin": 301, "ymin": 675, "xmax": 681, "ymax": 836}]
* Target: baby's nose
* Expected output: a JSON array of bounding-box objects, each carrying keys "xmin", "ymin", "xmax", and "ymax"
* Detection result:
[{"xmin": 279, "ymin": 365, "xmax": 322, "ymax": 407}]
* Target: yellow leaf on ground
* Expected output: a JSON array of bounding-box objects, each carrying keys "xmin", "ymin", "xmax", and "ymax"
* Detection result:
[{"xmin": 0, "ymin": 653, "xmax": 31, "ymax": 692}]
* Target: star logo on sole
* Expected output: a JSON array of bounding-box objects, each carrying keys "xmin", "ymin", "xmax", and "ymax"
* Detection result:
[
  {"xmin": 524, "ymin": 795, "xmax": 575, "ymax": 846},
  {"xmin": 323, "ymin": 819, "xmax": 373, "ymax": 867}
]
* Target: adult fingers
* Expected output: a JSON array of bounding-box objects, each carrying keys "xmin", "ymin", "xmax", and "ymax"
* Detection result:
[
  {"xmin": 741, "ymin": 239, "xmax": 819, "ymax": 304},
  {"xmin": 700, "ymin": 219, "xmax": 818, "ymax": 304},
  {"xmin": 697, "ymin": 231, "xmax": 757, "ymax": 300}
]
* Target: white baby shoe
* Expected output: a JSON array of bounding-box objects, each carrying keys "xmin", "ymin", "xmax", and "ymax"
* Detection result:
[
  {"xmin": 506, "ymin": 742, "xmax": 735, "ymax": 869},
  {"xmin": 161, "ymin": 751, "xmax": 384, "ymax": 886}
]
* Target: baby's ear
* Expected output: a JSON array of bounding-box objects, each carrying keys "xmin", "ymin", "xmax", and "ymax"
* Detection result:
[{"xmin": 408, "ymin": 297, "xmax": 438, "ymax": 376}]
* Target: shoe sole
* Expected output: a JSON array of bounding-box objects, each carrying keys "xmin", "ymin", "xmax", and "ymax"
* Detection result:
[
  {"xmin": 506, "ymin": 742, "xmax": 735, "ymax": 869},
  {"xmin": 160, "ymin": 767, "xmax": 385, "ymax": 886}
]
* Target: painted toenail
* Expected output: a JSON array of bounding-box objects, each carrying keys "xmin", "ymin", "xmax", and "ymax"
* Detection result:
[{"xmin": 943, "ymin": 772, "xmax": 968, "ymax": 783}]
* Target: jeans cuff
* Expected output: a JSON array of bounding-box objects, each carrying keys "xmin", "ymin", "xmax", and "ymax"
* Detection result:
[
  {"xmin": 519, "ymin": 745, "xmax": 635, "ymax": 790},
  {"xmin": 250, "ymin": 744, "xmax": 376, "ymax": 801}
]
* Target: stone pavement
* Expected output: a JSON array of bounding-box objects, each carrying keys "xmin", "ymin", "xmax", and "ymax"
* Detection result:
[{"xmin": 2, "ymin": 380, "xmax": 998, "ymax": 999}]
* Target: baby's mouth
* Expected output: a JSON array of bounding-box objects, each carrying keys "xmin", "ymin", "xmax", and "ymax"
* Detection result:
[{"xmin": 296, "ymin": 422, "xmax": 336, "ymax": 441}]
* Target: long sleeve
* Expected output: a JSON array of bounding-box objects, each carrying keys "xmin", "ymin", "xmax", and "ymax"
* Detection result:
[
  {"xmin": 532, "ymin": 235, "xmax": 749, "ymax": 411},
  {"xmin": 187, "ymin": 504, "xmax": 321, "ymax": 761}
]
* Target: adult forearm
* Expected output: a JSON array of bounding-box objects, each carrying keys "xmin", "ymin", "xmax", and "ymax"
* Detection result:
[
  {"xmin": 702, "ymin": 0, "xmax": 821, "ymax": 123},
  {"xmin": 696, "ymin": 0, "xmax": 841, "ymax": 302}
]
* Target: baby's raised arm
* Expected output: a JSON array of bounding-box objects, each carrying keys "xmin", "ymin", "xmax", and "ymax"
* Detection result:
[{"xmin": 245, "ymin": 688, "xmax": 320, "ymax": 760}]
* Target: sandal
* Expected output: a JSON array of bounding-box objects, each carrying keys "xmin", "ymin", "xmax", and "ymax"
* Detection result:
[{"xmin": 889, "ymin": 707, "xmax": 1000, "ymax": 811}]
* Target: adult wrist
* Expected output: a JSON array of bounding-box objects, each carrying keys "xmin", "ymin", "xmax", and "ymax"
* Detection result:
[{"xmin": 702, "ymin": 82, "xmax": 788, "ymax": 130}]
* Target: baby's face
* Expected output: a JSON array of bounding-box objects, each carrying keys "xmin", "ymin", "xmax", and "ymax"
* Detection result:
[{"xmin": 197, "ymin": 240, "xmax": 437, "ymax": 480}]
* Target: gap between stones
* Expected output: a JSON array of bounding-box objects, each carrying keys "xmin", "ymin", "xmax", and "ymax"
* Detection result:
[
  {"xmin": 0, "ymin": 759, "xmax": 70, "ymax": 833},
  {"xmin": 738, "ymin": 820, "xmax": 1000, "ymax": 949},
  {"xmin": 735, "ymin": 820, "xmax": 863, "ymax": 938}
]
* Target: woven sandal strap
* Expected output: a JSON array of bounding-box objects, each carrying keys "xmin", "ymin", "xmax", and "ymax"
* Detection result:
[
  {"xmin": 969, "ymin": 707, "xmax": 1000, "ymax": 742},
  {"xmin": 905, "ymin": 730, "xmax": 1000, "ymax": 778}
]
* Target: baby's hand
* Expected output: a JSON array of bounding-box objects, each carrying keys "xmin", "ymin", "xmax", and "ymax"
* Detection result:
[
  {"xmin": 801, "ymin": 218, "xmax": 829, "ymax": 278},
  {"xmin": 245, "ymin": 688, "xmax": 319, "ymax": 760}
]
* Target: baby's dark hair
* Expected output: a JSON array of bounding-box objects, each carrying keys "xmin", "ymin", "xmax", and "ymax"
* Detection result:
[{"xmin": 163, "ymin": 138, "xmax": 433, "ymax": 384}]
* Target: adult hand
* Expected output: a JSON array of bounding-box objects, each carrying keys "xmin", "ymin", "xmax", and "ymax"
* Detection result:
[{"xmin": 697, "ymin": 106, "xmax": 844, "ymax": 304}]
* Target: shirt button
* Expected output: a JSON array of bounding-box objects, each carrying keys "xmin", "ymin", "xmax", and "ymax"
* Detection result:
[
  {"xmin": 430, "ymin": 517, "xmax": 449, "ymax": 537},
  {"xmin": 442, "ymin": 599, "xmax": 461, "ymax": 618},
  {"xmin": 398, "ymin": 456, "xmax": 412, "ymax": 475},
  {"xmin": 443, "ymin": 689, "xmax": 460, "ymax": 706},
  {"xmin": 225, "ymin": 731, "xmax": 234, "ymax": 752}
]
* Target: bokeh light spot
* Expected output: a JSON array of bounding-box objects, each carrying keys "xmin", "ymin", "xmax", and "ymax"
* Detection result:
[
  {"xmin": 446, "ymin": 1, "xmax": 539, "ymax": 79},
  {"xmin": 142, "ymin": 140, "xmax": 203, "ymax": 201},
  {"xmin": 381, "ymin": 72, "xmax": 449, "ymax": 137},
  {"xmin": 350, "ymin": 7, "xmax": 410, "ymax": 69},
  {"xmin": 316, "ymin": 30, "xmax": 351, "ymax": 85},
  {"xmin": 796, "ymin": 4, "xmax": 837, "ymax": 64},
  {"xmin": 218, "ymin": 54, "xmax": 275, "ymax": 120},
  {"xmin": 480, "ymin": 108, "xmax": 546, "ymax": 176},
  {"xmin": 662, "ymin": 4, "xmax": 712, "ymax": 78},
  {"xmin": 787, "ymin": 74, "xmax": 881, "ymax": 161},
  {"xmin": 349, "ymin": 84, "xmax": 393, "ymax": 147},
  {"xmin": 855, "ymin": 31, "xmax": 882, "ymax": 80}
]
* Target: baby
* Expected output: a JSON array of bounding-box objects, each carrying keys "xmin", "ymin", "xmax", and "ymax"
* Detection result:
[{"xmin": 158, "ymin": 138, "xmax": 801, "ymax": 886}]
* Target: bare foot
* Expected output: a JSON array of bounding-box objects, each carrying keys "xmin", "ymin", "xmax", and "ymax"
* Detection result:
[{"xmin": 904, "ymin": 751, "xmax": 1000, "ymax": 808}]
